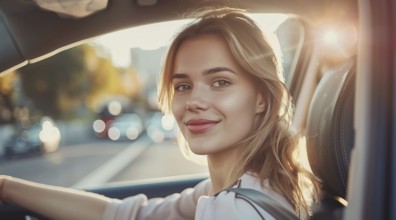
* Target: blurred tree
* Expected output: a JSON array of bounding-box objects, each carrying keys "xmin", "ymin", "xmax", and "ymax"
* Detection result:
[
  {"xmin": 84, "ymin": 44, "xmax": 144, "ymax": 114},
  {"xmin": 18, "ymin": 44, "xmax": 137, "ymax": 120},
  {"xmin": 19, "ymin": 45, "xmax": 86, "ymax": 119},
  {"xmin": 0, "ymin": 71, "xmax": 17, "ymax": 123}
]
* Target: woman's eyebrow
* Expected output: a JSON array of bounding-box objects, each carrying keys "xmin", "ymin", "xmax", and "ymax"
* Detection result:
[
  {"xmin": 172, "ymin": 66, "xmax": 236, "ymax": 80},
  {"xmin": 172, "ymin": 73, "xmax": 189, "ymax": 80},
  {"xmin": 204, "ymin": 67, "xmax": 236, "ymax": 75}
]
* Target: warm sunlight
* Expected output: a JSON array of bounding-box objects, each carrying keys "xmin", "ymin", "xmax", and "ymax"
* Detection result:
[{"xmin": 93, "ymin": 13, "xmax": 288, "ymax": 67}]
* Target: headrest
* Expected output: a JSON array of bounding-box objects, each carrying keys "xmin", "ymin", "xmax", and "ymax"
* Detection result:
[{"xmin": 306, "ymin": 60, "xmax": 355, "ymax": 200}]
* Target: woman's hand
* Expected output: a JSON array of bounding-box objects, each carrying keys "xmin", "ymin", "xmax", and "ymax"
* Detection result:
[
  {"xmin": 0, "ymin": 175, "xmax": 12, "ymax": 203},
  {"xmin": 0, "ymin": 175, "xmax": 111, "ymax": 219}
]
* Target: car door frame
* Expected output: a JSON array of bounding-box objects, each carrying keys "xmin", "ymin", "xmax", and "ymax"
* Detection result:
[{"xmin": 345, "ymin": 0, "xmax": 396, "ymax": 219}]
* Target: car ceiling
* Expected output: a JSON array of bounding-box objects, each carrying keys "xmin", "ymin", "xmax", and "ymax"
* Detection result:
[{"xmin": 0, "ymin": 0, "xmax": 357, "ymax": 76}]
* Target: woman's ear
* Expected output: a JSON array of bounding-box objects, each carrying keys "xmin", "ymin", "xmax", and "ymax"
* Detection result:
[{"xmin": 256, "ymin": 93, "xmax": 265, "ymax": 113}]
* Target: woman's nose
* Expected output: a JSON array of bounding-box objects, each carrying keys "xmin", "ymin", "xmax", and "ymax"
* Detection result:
[
  {"xmin": 186, "ymin": 100, "xmax": 209, "ymax": 111},
  {"xmin": 185, "ymin": 88, "xmax": 209, "ymax": 111}
]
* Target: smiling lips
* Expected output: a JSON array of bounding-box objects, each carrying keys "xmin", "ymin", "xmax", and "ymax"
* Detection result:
[{"xmin": 186, "ymin": 119, "xmax": 219, "ymax": 133}]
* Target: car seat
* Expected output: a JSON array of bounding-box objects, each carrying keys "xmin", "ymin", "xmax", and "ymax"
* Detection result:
[{"xmin": 306, "ymin": 59, "xmax": 355, "ymax": 219}]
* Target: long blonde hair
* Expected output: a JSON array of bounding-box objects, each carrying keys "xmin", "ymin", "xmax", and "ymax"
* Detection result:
[{"xmin": 158, "ymin": 7, "xmax": 321, "ymax": 215}]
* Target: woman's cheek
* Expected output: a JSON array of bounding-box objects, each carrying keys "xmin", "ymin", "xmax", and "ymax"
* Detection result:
[
  {"xmin": 217, "ymin": 92, "xmax": 251, "ymax": 111},
  {"xmin": 171, "ymin": 97, "xmax": 185, "ymax": 124}
]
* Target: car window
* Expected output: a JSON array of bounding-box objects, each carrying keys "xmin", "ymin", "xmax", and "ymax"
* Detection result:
[{"xmin": 0, "ymin": 13, "xmax": 303, "ymax": 188}]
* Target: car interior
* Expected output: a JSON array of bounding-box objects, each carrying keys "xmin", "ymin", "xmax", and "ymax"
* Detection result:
[
  {"xmin": 306, "ymin": 58, "xmax": 355, "ymax": 219},
  {"xmin": 0, "ymin": 0, "xmax": 363, "ymax": 219}
]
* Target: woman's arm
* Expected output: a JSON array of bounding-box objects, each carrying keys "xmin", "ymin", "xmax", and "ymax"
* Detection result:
[{"xmin": 0, "ymin": 175, "xmax": 112, "ymax": 220}]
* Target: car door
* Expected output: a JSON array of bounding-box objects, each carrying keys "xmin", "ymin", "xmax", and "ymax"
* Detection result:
[{"xmin": 345, "ymin": 0, "xmax": 396, "ymax": 219}]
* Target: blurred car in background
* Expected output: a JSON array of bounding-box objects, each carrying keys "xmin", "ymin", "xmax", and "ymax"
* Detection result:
[
  {"xmin": 107, "ymin": 113, "xmax": 144, "ymax": 141},
  {"xmin": 3, "ymin": 116, "xmax": 61, "ymax": 158},
  {"xmin": 92, "ymin": 100, "xmax": 124, "ymax": 138},
  {"xmin": 145, "ymin": 112, "xmax": 178, "ymax": 143}
]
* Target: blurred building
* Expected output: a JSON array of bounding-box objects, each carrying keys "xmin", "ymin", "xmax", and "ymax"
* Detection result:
[{"xmin": 130, "ymin": 47, "xmax": 167, "ymax": 109}]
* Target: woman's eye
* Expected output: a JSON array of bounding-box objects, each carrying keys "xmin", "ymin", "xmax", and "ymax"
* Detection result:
[
  {"xmin": 174, "ymin": 84, "xmax": 191, "ymax": 91},
  {"xmin": 212, "ymin": 80, "xmax": 230, "ymax": 88}
]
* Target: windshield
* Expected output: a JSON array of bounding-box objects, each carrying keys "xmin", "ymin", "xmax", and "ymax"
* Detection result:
[{"xmin": 0, "ymin": 13, "xmax": 303, "ymax": 188}]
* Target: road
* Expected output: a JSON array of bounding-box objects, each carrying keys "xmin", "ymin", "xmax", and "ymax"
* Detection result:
[{"xmin": 0, "ymin": 136, "xmax": 208, "ymax": 188}]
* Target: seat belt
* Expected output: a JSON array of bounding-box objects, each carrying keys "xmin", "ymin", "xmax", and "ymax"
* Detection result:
[{"xmin": 225, "ymin": 188, "xmax": 300, "ymax": 220}]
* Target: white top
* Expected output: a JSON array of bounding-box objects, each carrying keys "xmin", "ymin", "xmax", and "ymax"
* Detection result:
[{"xmin": 103, "ymin": 173, "xmax": 296, "ymax": 220}]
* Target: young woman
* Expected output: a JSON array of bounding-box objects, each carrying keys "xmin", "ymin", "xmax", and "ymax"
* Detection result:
[{"xmin": 0, "ymin": 7, "xmax": 320, "ymax": 220}]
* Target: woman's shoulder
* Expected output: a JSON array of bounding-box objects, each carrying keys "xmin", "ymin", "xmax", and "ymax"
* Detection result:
[
  {"xmin": 238, "ymin": 173, "xmax": 295, "ymax": 211},
  {"xmin": 195, "ymin": 173, "xmax": 296, "ymax": 220}
]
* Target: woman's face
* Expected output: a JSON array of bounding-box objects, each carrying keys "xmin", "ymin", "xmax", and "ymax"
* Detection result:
[{"xmin": 171, "ymin": 34, "xmax": 265, "ymax": 156}]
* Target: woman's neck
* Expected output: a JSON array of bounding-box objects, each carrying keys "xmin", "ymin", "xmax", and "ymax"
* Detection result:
[{"xmin": 207, "ymin": 148, "xmax": 239, "ymax": 195}]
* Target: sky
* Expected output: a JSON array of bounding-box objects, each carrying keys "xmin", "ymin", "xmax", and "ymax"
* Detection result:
[{"xmin": 92, "ymin": 13, "xmax": 288, "ymax": 67}]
